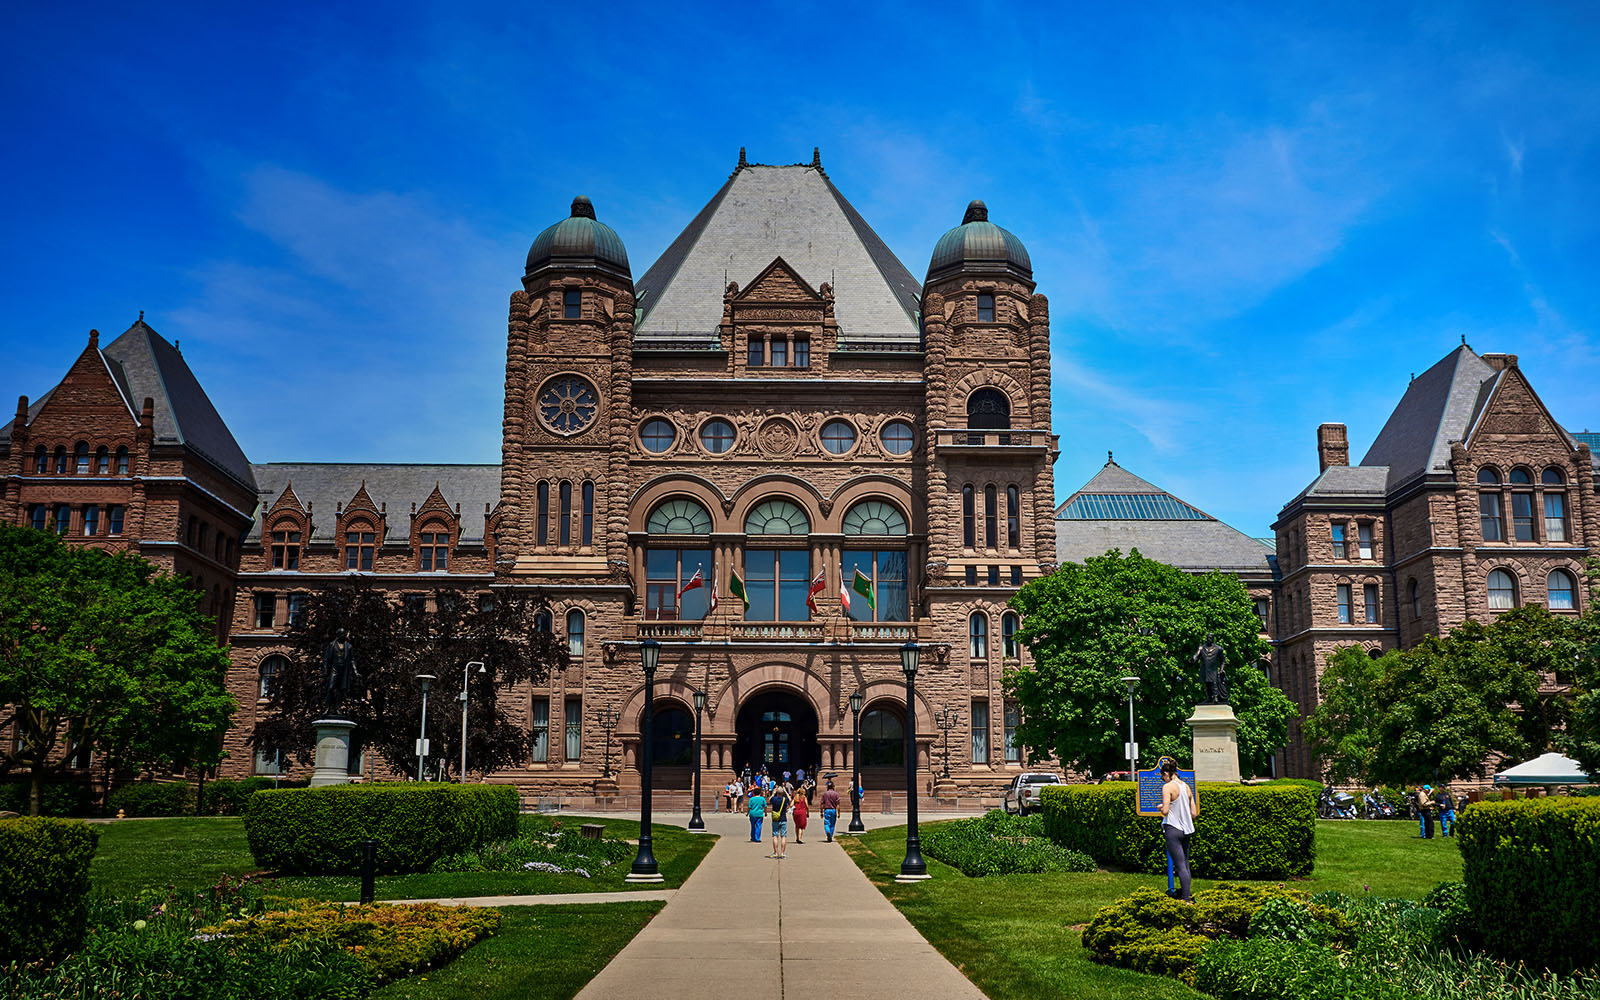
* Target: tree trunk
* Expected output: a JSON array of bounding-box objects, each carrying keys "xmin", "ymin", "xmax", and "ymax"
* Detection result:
[{"xmin": 29, "ymin": 765, "xmax": 43, "ymax": 817}]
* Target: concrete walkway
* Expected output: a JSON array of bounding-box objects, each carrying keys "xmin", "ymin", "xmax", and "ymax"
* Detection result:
[{"xmin": 575, "ymin": 811, "xmax": 986, "ymax": 1000}]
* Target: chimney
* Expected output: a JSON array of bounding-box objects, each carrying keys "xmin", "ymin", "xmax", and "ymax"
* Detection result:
[
  {"xmin": 1481, "ymin": 353, "xmax": 1518, "ymax": 372},
  {"xmin": 1318, "ymin": 423, "xmax": 1349, "ymax": 473}
]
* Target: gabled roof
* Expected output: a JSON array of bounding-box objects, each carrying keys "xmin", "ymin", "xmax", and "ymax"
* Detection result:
[
  {"xmin": 247, "ymin": 463, "xmax": 501, "ymax": 545},
  {"xmin": 633, "ymin": 162, "xmax": 922, "ymax": 343},
  {"xmin": 1360, "ymin": 345, "xmax": 1496, "ymax": 490}
]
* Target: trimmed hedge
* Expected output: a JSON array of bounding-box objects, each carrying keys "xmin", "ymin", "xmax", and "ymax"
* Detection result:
[
  {"xmin": 0, "ymin": 817, "xmax": 99, "ymax": 962},
  {"xmin": 1041, "ymin": 782, "xmax": 1315, "ymax": 879},
  {"xmin": 921, "ymin": 811, "xmax": 1097, "ymax": 876},
  {"xmin": 1456, "ymin": 796, "xmax": 1600, "ymax": 971},
  {"xmin": 108, "ymin": 779, "xmax": 196, "ymax": 817},
  {"xmin": 243, "ymin": 782, "xmax": 520, "ymax": 875},
  {"xmin": 200, "ymin": 776, "xmax": 308, "ymax": 815},
  {"xmin": 0, "ymin": 778, "xmax": 95, "ymax": 817}
]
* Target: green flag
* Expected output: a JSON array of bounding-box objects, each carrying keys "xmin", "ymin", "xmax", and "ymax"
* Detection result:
[
  {"xmin": 728, "ymin": 570, "xmax": 750, "ymax": 611},
  {"xmin": 851, "ymin": 567, "xmax": 876, "ymax": 614}
]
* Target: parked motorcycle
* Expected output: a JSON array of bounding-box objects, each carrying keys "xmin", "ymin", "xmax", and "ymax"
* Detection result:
[
  {"xmin": 1319, "ymin": 785, "xmax": 1358, "ymax": 820},
  {"xmin": 1361, "ymin": 790, "xmax": 1396, "ymax": 819}
]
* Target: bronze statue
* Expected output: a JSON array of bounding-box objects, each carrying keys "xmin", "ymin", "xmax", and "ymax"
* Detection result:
[
  {"xmin": 322, "ymin": 629, "xmax": 360, "ymax": 717},
  {"xmin": 1191, "ymin": 632, "xmax": 1229, "ymax": 704}
]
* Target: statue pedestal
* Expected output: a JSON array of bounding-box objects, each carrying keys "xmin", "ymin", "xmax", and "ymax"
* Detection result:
[
  {"xmin": 1186, "ymin": 704, "xmax": 1241, "ymax": 784},
  {"xmin": 310, "ymin": 718, "xmax": 357, "ymax": 787}
]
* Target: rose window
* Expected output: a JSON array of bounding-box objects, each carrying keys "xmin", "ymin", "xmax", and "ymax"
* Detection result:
[{"xmin": 538, "ymin": 376, "xmax": 599, "ymax": 435}]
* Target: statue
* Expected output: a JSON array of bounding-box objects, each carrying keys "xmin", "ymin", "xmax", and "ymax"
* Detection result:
[
  {"xmin": 322, "ymin": 629, "xmax": 360, "ymax": 717},
  {"xmin": 1190, "ymin": 632, "xmax": 1229, "ymax": 705}
]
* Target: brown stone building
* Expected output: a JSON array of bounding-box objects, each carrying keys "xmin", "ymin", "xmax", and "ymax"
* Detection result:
[{"xmin": 3, "ymin": 154, "xmax": 1060, "ymax": 800}]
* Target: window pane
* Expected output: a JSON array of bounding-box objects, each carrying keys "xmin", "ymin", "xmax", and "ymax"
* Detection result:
[
  {"xmin": 977, "ymin": 294, "xmax": 995, "ymax": 323},
  {"xmin": 680, "ymin": 549, "xmax": 711, "ymax": 620},
  {"xmin": 1331, "ymin": 524, "xmax": 1345, "ymax": 559},
  {"xmin": 700, "ymin": 420, "xmax": 735, "ymax": 453},
  {"xmin": 1480, "ymin": 494, "xmax": 1502, "ymax": 541},
  {"xmin": 985, "ymin": 486, "xmax": 997, "ymax": 547},
  {"xmin": 1549, "ymin": 572, "xmax": 1575, "ymax": 611},
  {"xmin": 880, "ymin": 421, "xmax": 914, "ymax": 456},
  {"xmin": 83, "ymin": 506, "xmax": 99, "ymax": 536},
  {"xmin": 972, "ymin": 701, "xmax": 989, "ymax": 762},
  {"xmin": 821, "ymin": 420, "xmax": 857, "ymax": 454},
  {"xmin": 1337, "ymin": 584, "xmax": 1351, "ymax": 623},
  {"xmin": 1363, "ymin": 584, "xmax": 1379, "ymax": 623},
  {"xmin": 877, "ymin": 550, "xmax": 908, "ymax": 621},
  {"xmin": 748, "ymin": 336, "xmax": 763, "ymax": 367},
  {"xmin": 1488, "ymin": 570, "xmax": 1515, "ymax": 610},
  {"xmin": 1004, "ymin": 703, "xmax": 1020, "ymax": 762},
  {"xmin": 531, "ymin": 699, "xmax": 549, "ymax": 762},
  {"xmin": 970, "ymin": 614, "xmax": 988, "ymax": 657},
  {"xmin": 559, "ymin": 481, "xmax": 572, "ymax": 545},
  {"xmin": 1358, "ymin": 524, "xmax": 1373, "ymax": 559},
  {"xmin": 771, "ymin": 339, "xmax": 787, "ymax": 367},
  {"xmin": 1545, "ymin": 494, "xmax": 1566, "ymax": 542},
  {"xmin": 776, "ymin": 549, "xmax": 810, "ymax": 621},
  {"xmin": 842, "ymin": 551, "xmax": 873, "ymax": 622},
  {"xmin": 962, "ymin": 486, "xmax": 975, "ymax": 547},
  {"xmin": 537, "ymin": 481, "xmax": 549, "ymax": 544},
  {"xmin": 565, "ymin": 700, "xmax": 581, "ymax": 760},
  {"xmin": 1512, "ymin": 493, "xmax": 1534, "ymax": 541},
  {"xmin": 582, "ymin": 481, "xmax": 594, "ymax": 545},
  {"xmin": 563, "ymin": 289, "xmax": 580, "ymax": 319},
  {"xmin": 747, "ymin": 550, "xmax": 777, "ymax": 621},
  {"xmin": 567, "ymin": 610, "xmax": 584, "ymax": 656},
  {"xmin": 108, "ymin": 506, "xmax": 123, "ymax": 534},
  {"xmin": 641, "ymin": 419, "xmax": 675, "ymax": 453},
  {"xmin": 793, "ymin": 339, "xmax": 809, "ymax": 367}
]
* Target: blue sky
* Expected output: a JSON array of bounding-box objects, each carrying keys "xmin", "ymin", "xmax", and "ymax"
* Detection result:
[{"xmin": 3, "ymin": 3, "xmax": 1597, "ymax": 536}]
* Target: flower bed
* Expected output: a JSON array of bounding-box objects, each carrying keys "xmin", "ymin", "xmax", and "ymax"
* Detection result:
[
  {"xmin": 921, "ymin": 810, "xmax": 1097, "ymax": 876},
  {"xmin": 430, "ymin": 822, "xmax": 634, "ymax": 876}
]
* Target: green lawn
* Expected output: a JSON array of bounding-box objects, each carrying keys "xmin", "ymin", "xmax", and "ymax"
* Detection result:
[
  {"xmin": 91, "ymin": 813, "xmax": 715, "ymax": 900},
  {"xmin": 370, "ymin": 902, "xmax": 663, "ymax": 1000},
  {"xmin": 842, "ymin": 818, "xmax": 1461, "ymax": 1000}
]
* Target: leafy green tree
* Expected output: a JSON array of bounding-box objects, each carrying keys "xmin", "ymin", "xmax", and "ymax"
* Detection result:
[
  {"xmin": 255, "ymin": 581, "xmax": 568, "ymax": 778},
  {"xmin": 1303, "ymin": 646, "xmax": 1394, "ymax": 785},
  {"xmin": 0, "ymin": 523, "xmax": 235, "ymax": 815},
  {"xmin": 1006, "ymin": 550, "xmax": 1296, "ymax": 778},
  {"xmin": 1559, "ymin": 561, "xmax": 1600, "ymax": 776}
]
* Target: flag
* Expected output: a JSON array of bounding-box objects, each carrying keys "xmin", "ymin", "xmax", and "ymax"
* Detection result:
[
  {"xmin": 728, "ymin": 570, "xmax": 750, "ymax": 612},
  {"xmin": 678, "ymin": 565, "xmax": 704, "ymax": 597},
  {"xmin": 852, "ymin": 567, "xmax": 876, "ymax": 614},
  {"xmin": 709, "ymin": 575, "xmax": 719, "ymax": 613},
  {"xmin": 806, "ymin": 570, "xmax": 826, "ymax": 615},
  {"xmin": 840, "ymin": 578, "xmax": 852, "ymax": 616}
]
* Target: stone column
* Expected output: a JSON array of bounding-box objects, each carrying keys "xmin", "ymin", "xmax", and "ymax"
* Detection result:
[
  {"xmin": 309, "ymin": 718, "xmax": 356, "ymax": 787},
  {"xmin": 1187, "ymin": 704, "xmax": 1242, "ymax": 783}
]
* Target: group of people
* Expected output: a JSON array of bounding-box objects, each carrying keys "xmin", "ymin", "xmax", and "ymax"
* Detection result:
[
  {"xmin": 726, "ymin": 766, "xmax": 850, "ymax": 856},
  {"xmin": 1414, "ymin": 784, "xmax": 1460, "ymax": 839}
]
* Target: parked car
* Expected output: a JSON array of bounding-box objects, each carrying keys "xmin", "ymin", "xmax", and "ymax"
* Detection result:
[{"xmin": 1003, "ymin": 772, "xmax": 1064, "ymax": 815}]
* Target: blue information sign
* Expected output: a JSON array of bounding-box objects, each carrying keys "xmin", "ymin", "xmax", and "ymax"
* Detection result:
[{"xmin": 1136, "ymin": 768, "xmax": 1197, "ymax": 816}]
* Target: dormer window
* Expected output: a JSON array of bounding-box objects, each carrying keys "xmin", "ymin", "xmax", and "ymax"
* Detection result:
[
  {"xmin": 115, "ymin": 447, "xmax": 129, "ymax": 475},
  {"xmin": 563, "ymin": 289, "xmax": 580, "ymax": 319},
  {"xmin": 271, "ymin": 528, "xmax": 301, "ymax": 570},
  {"xmin": 74, "ymin": 442, "xmax": 89, "ymax": 474},
  {"xmin": 977, "ymin": 293, "xmax": 995, "ymax": 322},
  {"xmin": 345, "ymin": 524, "xmax": 376, "ymax": 571},
  {"xmin": 95, "ymin": 446, "xmax": 109, "ymax": 474},
  {"xmin": 419, "ymin": 527, "xmax": 449, "ymax": 571}
]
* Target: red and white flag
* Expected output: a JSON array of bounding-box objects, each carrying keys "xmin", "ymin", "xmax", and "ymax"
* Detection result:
[
  {"xmin": 806, "ymin": 570, "xmax": 827, "ymax": 615},
  {"xmin": 679, "ymin": 566, "xmax": 704, "ymax": 597},
  {"xmin": 710, "ymin": 575, "xmax": 719, "ymax": 613},
  {"xmin": 840, "ymin": 579, "xmax": 852, "ymax": 616}
]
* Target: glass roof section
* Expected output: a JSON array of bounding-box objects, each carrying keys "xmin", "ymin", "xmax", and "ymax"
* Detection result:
[{"xmin": 1058, "ymin": 493, "xmax": 1211, "ymax": 521}]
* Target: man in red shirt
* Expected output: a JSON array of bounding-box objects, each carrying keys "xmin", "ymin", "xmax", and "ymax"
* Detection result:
[{"xmin": 819, "ymin": 780, "xmax": 841, "ymax": 842}]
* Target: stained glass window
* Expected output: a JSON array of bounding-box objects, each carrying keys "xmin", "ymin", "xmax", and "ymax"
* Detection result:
[{"xmin": 842, "ymin": 500, "xmax": 907, "ymax": 536}]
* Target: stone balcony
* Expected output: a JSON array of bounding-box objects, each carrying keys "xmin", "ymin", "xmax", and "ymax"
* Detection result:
[
  {"xmin": 934, "ymin": 427, "xmax": 1058, "ymax": 461},
  {"xmin": 626, "ymin": 618, "xmax": 925, "ymax": 644}
]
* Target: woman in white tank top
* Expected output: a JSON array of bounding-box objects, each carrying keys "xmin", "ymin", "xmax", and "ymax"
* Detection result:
[{"xmin": 1157, "ymin": 759, "xmax": 1198, "ymax": 900}]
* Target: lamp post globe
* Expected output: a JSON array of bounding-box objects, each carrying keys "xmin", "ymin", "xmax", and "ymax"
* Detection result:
[
  {"xmin": 688, "ymin": 688, "xmax": 707, "ymax": 832},
  {"xmin": 848, "ymin": 690, "xmax": 865, "ymax": 833},
  {"xmin": 896, "ymin": 642, "xmax": 929, "ymax": 881},
  {"xmin": 628, "ymin": 640, "xmax": 664, "ymax": 882}
]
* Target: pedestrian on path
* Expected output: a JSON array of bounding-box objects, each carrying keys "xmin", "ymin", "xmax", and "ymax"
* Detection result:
[
  {"xmin": 727, "ymin": 777, "xmax": 742, "ymax": 813},
  {"xmin": 747, "ymin": 786, "xmax": 767, "ymax": 843},
  {"xmin": 820, "ymin": 780, "xmax": 841, "ymax": 841},
  {"xmin": 1156, "ymin": 758, "xmax": 1197, "ymax": 901},
  {"xmin": 793, "ymin": 790, "xmax": 809, "ymax": 843},
  {"xmin": 769, "ymin": 782, "xmax": 792, "ymax": 859}
]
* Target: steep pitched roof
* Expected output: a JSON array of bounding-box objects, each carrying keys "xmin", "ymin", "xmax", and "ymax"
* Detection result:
[
  {"xmin": 1360, "ymin": 345, "xmax": 1497, "ymax": 490},
  {"xmin": 633, "ymin": 163, "xmax": 922, "ymax": 343},
  {"xmin": 248, "ymin": 463, "xmax": 501, "ymax": 545}
]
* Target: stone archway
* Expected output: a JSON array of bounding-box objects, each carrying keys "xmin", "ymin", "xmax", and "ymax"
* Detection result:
[{"xmin": 734, "ymin": 689, "xmax": 820, "ymax": 778}]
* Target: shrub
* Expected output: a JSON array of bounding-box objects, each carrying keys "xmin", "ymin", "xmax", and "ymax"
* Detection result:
[
  {"xmin": 431, "ymin": 826, "xmax": 635, "ymax": 875},
  {"xmin": 244, "ymin": 782, "xmax": 519, "ymax": 874},
  {"xmin": 0, "ymin": 778, "xmax": 96, "ymax": 817},
  {"xmin": 1042, "ymin": 782, "xmax": 1315, "ymax": 878},
  {"xmin": 921, "ymin": 811, "xmax": 1096, "ymax": 876},
  {"xmin": 1196, "ymin": 937, "xmax": 1406, "ymax": 1000},
  {"xmin": 1456, "ymin": 797, "xmax": 1600, "ymax": 971},
  {"xmin": 0, "ymin": 817, "xmax": 99, "ymax": 962},
  {"xmin": 200, "ymin": 777, "xmax": 308, "ymax": 816},
  {"xmin": 108, "ymin": 780, "xmax": 196, "ymax": 817},
  {"xmin": 1247, "ymin": 896, "xmax": 1318, "ymax": 942}
]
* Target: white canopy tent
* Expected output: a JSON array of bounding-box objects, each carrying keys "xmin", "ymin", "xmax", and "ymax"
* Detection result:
[{"xmin": 1492, "ymin": 752, "xmax": 1595, "ymax": 787}]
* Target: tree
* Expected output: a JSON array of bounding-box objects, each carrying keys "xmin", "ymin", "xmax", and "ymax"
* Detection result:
[
  {"xmin": 1303, "ymin": 646, "xmax": 1394, "ymax": 785},
  {"xmin": 254, "ymin": 581, "xmax": 568, "ymax": 778},
  {"xmin": 1006, "ymin": 550, "xmax": 1297, "ymax": 778},
  {"xmin": 0, "ymin": 523, "xmax": 235, "ymax": 815}
]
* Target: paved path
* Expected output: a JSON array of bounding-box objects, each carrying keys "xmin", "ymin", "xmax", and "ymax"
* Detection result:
[{"xmin": 575, "ymin": 811, "xmax": 986, "ymax": 1000}]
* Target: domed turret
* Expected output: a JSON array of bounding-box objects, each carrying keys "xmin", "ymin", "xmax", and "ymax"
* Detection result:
[
  {"xmin": 926, "ymin": 200, "xmax": 1032, "ymax": 285},
  {"xmin": 525, "ymin": 196, "xmax": 631, "ymax": 282}
]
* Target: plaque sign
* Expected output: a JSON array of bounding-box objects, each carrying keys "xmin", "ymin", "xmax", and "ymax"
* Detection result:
[{"xmin": 1136, "ymin": 767, "xmax": 1197, "ymax": 817}]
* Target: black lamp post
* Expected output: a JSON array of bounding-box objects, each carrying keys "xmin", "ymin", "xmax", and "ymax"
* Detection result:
[
  {"xmin": 896, "ymin": 641, "xmax": 929, "ymax": 882},
  {"xmin": 688, "ymin": 688, "xmax": 707, "ymax": 832},
  {"xmin": 593, "ymin": 702, "xmax": 621, "ymax": 779},
  {"xmin": 627, "ymin": 640, "xmax": 663, "ymax": 883},
  {"xmin": 848, "ymin": 690, "xmax": 865, "ymax": 833}
]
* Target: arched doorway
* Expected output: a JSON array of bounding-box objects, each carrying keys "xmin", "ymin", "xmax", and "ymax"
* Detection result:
[
  {"xmin": 648, "ymin": 701, "xmax": 696, "ymax": 790},
  {"xmin": 734, "ymin": 689, "xmax": 819, "ymax": 777}
]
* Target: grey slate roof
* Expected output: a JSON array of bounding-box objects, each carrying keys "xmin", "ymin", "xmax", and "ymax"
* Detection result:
[
  {"xmin": 3, "ymin": 320, "xmax": 256, "ymax": 492},
  {"xmin": 248, "ymin": 463, "xmax": 501, "ymax": 545},
  {"xmin": 633, "ymin": 164, "xmax": 922, "ymax": 343},
  {"xmin": 1054, "ymin": 459, "xmax": 1274, "ymax": 574},
  {"xmin": 1360, "ymin": 345, "xmax": 1497, "ymax": 490},
  {"xmin": 1297, "ymin": 464, "xmax": 1392, "ymax": 500}
]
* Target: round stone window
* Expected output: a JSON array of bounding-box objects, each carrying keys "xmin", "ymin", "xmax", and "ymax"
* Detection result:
[
  {"xmin": 880, "ymin": 420, "xmax": 914, "ymax": 456},
  {"xmin": 820, "ymin": 419, "xmax": 857, "ymax": 455},
  {"xmin": 537, "ymin": 376, "xmax": 599, "ymax": 435},
  {"xmin": 700, "ymin": 419, "xmax": 736, "ymax": 454},
  {"xmin": 640, "ymin": 418, "xmax": 676, "ymax": 453}
]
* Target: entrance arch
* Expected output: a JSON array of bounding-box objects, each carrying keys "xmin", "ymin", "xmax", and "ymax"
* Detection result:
[{"xmin": 734, "ymin": 689, "xmax": 819, "ymax": 776}]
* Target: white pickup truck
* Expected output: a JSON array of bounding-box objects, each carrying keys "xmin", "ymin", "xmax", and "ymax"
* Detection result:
[{"xmin": 1002, "ymin": 772, "xmax": 1064, "ymax": 815}]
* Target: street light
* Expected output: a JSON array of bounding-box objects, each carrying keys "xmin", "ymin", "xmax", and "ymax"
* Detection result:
[
  {"xmin": 688, "ymin": 689, "xmax": 707, "ymax": 832},
  {"xmin": 896, "ymin": 641, "xmax": 929, "ymax": 882},
  {"xmin": 1121, "ymin": 676, "xmax": 1141, "ymax": 779},
  {"xmin": 934, "ymin": 706, "xmax": 963, "ymax": 778},
  {"xmin": 848, "ymin": 690, "xmax": 865, "ymax": 833},
  {"xmin": 415, "ymin": 673, "xmax": 437, "ymax": 782},
  {"xmin": 593, "ymin": 702, "xmax": 622, "ymax": 779},
  {"xmin": 459, "ymin": 661, "xmax": 486, "ymax": 782},
  {"xmin": 627, "ymin": 640, "xmax": 663, "ymax": 883}
]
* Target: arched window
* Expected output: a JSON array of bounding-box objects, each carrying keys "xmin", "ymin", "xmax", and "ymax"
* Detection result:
[
  {"xmin": 646, "ymin": 499, "xmax": 712, "ymax": 620},
  {"xmin": 94, "ymin": 446, "xmax": 109, "ymax": 474},
  {"xmin": 1007, "ymin": 486, "xmax": 1020, "ymax": 548},
  {"xmin": 114, "ymin": 446, "xmax": 129, "ymax": 475},
  {"xmin": 1477, "ymin": 467, "xmax": 1501, "ymax": 485},
  {"xmin": 54, "ymin": 505, "xmax": 71, "ymax": 534},
  {"xmin": 258, "ymin": 655, "xmax": 288, "ymax": 700},
  {"xmin": 1509, "ymin": 467, "xmax": 1533, "ymax": 484},
  {"xmin": 880, "ymin": 421, "xmax": 914, "ymax": 456},
  {"xmin": 29, "ymin": 505, "xmax": 46, "ymax": 531},
  {"xmin": 1548, "ymin": 570, "xmax": 1576, "ymax": 611},
  {"xmin": 1542, "ymin": 467, "xmax": 1566, "ymax": 485},
  {"xmin": 32, "ymin": 446, "xmax": 46, "ymax": 474},
  {"xmin": 566, "ymin": 609, "xmax": 585, "ymax": 656},
  {"xmin": 53, "ymin": 446, "xmax": 68, "ymax": 474},
  {"xmin": 962, "ymin": 485, "xmax": 975, "ymax": 547},
  {"xmin": 534, "ymin": 609, "xmax": 553, "ymax": 632},
  {"xmin": 970, "ymin": 613, "xmax": 989, "ymax": 658},
  {"xmin": 984, "ymin": 485, "xmax": 998, "ymax": 548},
  {"xmin": 820, "ymin": 420, "xmax": 857, "ymax": 455},
  {"xmin": 1487, "ymin": 569, "xmax": 1517, "ymax": 610},
  {"xmin": 640, "ymin": 418, "xmax": 675, "ymax": 453},
  {"xmin": 1002, "ymin": 612, "xmax": 1020, "ymax": 658},
  {"xmin": 537, "ymin": 481, "xmax": 549, "ymax": 545},
  {"xmin": 1480, "ymin": 490, "xmax": 1503, "ymax": 541},
  {"xmin": 648, "ymin": 498, "xmax": 712, "ymax": 535},
  {"xmin": 699, "ymin": 419, "xmax": 736, "ymax": 454},
  {"xmin": 582, "ymin": 481, "xmax": 594, "ymax": 546},
  {"xmin": 1544, "ymin": 482, "xmax": 1568, "ymax": 543},
  {"xmin": 74, "ymin": 442, "xmax": 89, "ymax": 474},
  {"xmin": 344, "ymin": 522, "xmax": 376, "ymax": 571},
  {"xmin": 967, "ymin": 388, "xmax": 1011, "ymax": 430},
  {"xmin": 842, "ymin": 500, "xmax": 908, "ymax": 536},
  {"xmin": 559, "ymin": 480, "xmax": 572, "ymax": 545},
  {"xmin": 860, "ymin": 707, "xmax": 904, "ymax": 766},
  {"xmin": 651, "ymin": 705, "xmax": 694, "ymax": 765},
  {"xmin": 1409, "ymin": 578, "xmax": 1422, "ymax": 620},
  {"xmin": 418, "ymin": 523, "xmax": 449, "ymax": 571},
  {"xmin": 744, "ymin": 498, "xmax": 810, "ymax": 535}
]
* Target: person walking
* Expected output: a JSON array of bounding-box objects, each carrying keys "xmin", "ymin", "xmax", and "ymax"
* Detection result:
[
  {"xmin": 820, "ymin": 780, "xmax": 841, "ymax": 841},
  {"xmin": 747, "ymin": 784, "xmax": 767, "ymax": 843},
  {"xmin": 1156, "ymin": 758, "xmax": 1197, "ymax": 901},
  {"xmin": 793, "ymin": 788, "xmax": 809, "ymax": 843},
  {"xmin": 769, "ymin": 782, "xmax": 792, "ymax": 859},
  {"xmin": 1434, "ymin": 784, "xmax": 1455, "ymax": 837},
  {"xmin": 1418, "ymin": 785, "xmax": 1435, "ymax": 839}
]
